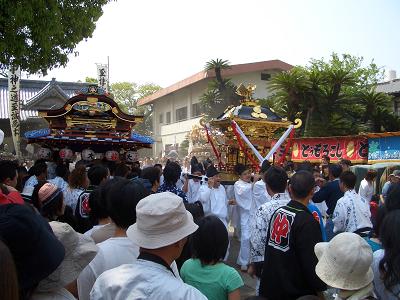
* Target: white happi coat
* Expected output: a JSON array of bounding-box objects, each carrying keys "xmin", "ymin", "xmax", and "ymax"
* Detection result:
[
  {"xmin": 251, "ymin": 180, "xmax": 271, "ymax": 214},
  {"xmin": 333, "ymin": 189, "xmax": 372, "ymax": 233},
  {"xmin": 199, "ymin": 184, "xmax": 228, "ymax": 226},
  {"xmin": 90, "ymin": 260, "xmax": 206, "ymax": 300}
]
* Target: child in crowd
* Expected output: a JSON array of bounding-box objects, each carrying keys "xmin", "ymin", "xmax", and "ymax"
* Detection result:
[{"xmin": 181, "ymin": 215, "xmax": 243, "ymax": 300}]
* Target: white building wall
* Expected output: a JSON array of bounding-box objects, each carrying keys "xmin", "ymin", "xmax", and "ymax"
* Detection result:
[{"xmin": 151, "ymin": 70, "xmax": 277, "ymax": 157}]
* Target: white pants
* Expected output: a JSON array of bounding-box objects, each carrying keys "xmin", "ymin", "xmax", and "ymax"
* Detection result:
[{"xmin": 237, "ymin": 208, "xmax": 250, "ymax": 267}]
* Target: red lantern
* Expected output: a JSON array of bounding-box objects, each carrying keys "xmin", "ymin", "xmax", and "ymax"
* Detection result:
[
  {"xmin": 59, "ymin": 148, "xmax": 73, "ymax": 160},
  {"xmin": 105, "ymin": 150, "xmax": 119, "ymax": 161}
]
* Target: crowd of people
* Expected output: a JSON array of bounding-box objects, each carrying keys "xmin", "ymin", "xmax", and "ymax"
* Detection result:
[{"xmin": 0, "ymin": 153, "xmax": 399, "ymax": 300}]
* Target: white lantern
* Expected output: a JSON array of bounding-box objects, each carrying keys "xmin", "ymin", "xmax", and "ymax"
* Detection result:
[
  {"xmin": 37, "ymin": 147, "xmax": 52, "ymax": 160},
  {"xmin": 59, "ymin": 148, "xmax": 73, "ymax": 160},
  {"xmin": 125, "ymin": 151, "xmax": 139, "ymax": 162},
  {"xmin": 82, "ymin": 149, "xmax": 95, "ymax": 161},
  {"xmin": 0, "ymin": 129, "xmax": 4, "ymax": 145},
  {"xmin": 105, "ymin": 150, "xmax": 119, "ymax": 161}
]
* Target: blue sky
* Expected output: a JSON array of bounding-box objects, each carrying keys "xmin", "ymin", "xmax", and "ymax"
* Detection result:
[{"xmin": 34, "ymin": 0, "xmax": 399, "ymax": 87}]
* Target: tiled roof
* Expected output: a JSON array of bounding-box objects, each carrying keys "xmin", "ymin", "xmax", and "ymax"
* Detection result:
[
  {"xmin": 0, "ymin": 78, "xmax": 89, "ymax": 120},
  {"xmin": 376, "ymin": 79, "xmax": 400, "ymax": 94}
]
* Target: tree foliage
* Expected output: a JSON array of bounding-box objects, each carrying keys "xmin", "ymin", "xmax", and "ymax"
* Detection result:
[
  {"xmin": 266, "ymin": 53, "xmax": 399, "ymax": 136},
  {"xmin": 109, "ymin": 82, "xmax": 161, "ymax": 135},
  {"xmin": 201, "ymin": 58, "xmax": 242, "ymax": 118},
  {"xmin": 0, "ymin": 0, "xmax": 111, "ymax": 75}
]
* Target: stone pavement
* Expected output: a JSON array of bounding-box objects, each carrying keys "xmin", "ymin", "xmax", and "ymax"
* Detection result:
[{"xmin": 226, "ymin": 230, "xmax": 257, "ymax": 299}]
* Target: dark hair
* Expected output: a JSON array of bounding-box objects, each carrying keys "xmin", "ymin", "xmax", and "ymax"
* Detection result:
[
  {"xmin": 0, "ymin": 239, "xmax": 19, "ymax": 300},
  {"xmin": 33, "ymin": 162, "xmax": 47, "ymax": 177},
  {"xmin": 154, "ymin": 163, "xmax": 162, "ymax": 170},
  {"xmin": 264, "ymin": 166, "xmax": 288, "ymax": 194},
  {"xmin": 31, "ymin": 181, "xmax": 64, "ymax": 221},
  {"xmin": 339, "ymin": 171, "xmax": 357, "ymax": 189},
  {"xmin": 114, "ymin": 163, "xmax": 130, "ymax": 178},
  {"xmin": 234, "ymin": 163, "xmax": 248, "ymax": 176},
  {"xmin": 128, "ymin": 166, "xmax": 141, "ymax": 179},
  {"xmin": 339, "ymin": 159, "xmax": 352, "ymax": 167},
  {"xmin": 260, "ymin": 160, "xmax": 271, "ymax": 174},
  {"xmin": 105, "ymin": 161, "xmax": 116, "ymax": 176},
  {"xmin": 68, "ymin": 166, "xmax": 87, "ymax": 189},
  {"xmin": 322, "ymin": 155, "xmax": 330, "ymax": 163},
  {"xmin": 163, "ymin": 162, "xmax": 181, "ymax": 185},
  {"xmin": 296, "ymin": 161, "xmax": 313, "ymax": 173},
  {"xmin": 0, "ymin": 160, "xmax": 18, "ymax": 183},
  {"xmin": 55, "ymin": 164, "xmax": 69, "ymax": 179},
  {"xmin": 296, "ymin": 296, "xmax": 320, "ymax": 300},
  {"xmin": 190, "ymin": 156, "xmax": 199, "ymax": 169},
  {"xmin": 106, "ymin": 179, "xmax": 149, "ymax": 229},
  {"xmin": 379, "ymin": 210, "xmax": 400, "ymax": 297},
  {"xmin": 289, "ymin": 171, "xmax": 315, "ymax": 199},
  {"xmin": 374, "ymin": 205, "xmax": 387, "ymax": 238},
  {"xmin": 185, "ymin": 201, "xmax": 205, "ymax": 224},
  {"xmin": 192, "ymin": 215, "xmax": 228, "ymax": 265},
  {"xmin": 329, "ymin": 164, "xmax": 342, "ymax": 178},
  {"xmin": 88, "ymin": 165, "xmax": 108, "ymax": 185},
  {"xmin": 140, "ymin": 167, "xmax": 161, "ymax": 186},
  {"xmin": 386, "ymin": 184, "xmax": 400, "ymax": 212},
  {"xmin": 365, "ymin": 169, "xmax": 377, "ymax": 181}
]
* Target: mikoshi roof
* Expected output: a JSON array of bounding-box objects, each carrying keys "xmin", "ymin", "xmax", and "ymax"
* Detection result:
[{"xmin": 24, "ymin": 129, "xmax": 153, "ymax": 152}]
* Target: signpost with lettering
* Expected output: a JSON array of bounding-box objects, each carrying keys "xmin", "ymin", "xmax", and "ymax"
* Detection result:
[{"xmin": 8, "ymin": 66, "xmax": 22, "ymax": 158}]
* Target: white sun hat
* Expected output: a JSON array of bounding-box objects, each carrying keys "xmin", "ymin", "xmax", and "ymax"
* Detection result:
[
  {"xmin": 127, "ymin": 192, "xmax": 198, "ymax": 249},
  {"xmin": 314, "ymin": 232, "xmax": 373, "ymax": 291},
  {"xmin": 37, "ymin": 221, "xmax": 98, "ymax": 292}
]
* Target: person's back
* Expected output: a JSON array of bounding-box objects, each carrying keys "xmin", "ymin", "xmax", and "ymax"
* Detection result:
[
  {"xmin": 260, "ymin": 171, "xmax": 326, "ymax": 299},
  {"xmin": 181, "ymin": 216, "xmax": 243, "ymax": 300},
  {"xmin": 333, "ymin": 171, "xmax": 372, "ymax": 235},
  {"xmin": 91, "ymin": 261, "xmax": 202, "ymax": 300},
  {"xmin": 90, "ymin": 192, "xmax": 206, "ymax": 300}
]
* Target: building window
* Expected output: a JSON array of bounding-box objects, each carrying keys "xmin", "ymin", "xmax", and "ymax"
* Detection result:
[
  {"xmin": 176, "ymin": 106, "xmax": 188, "ymax": 121},
  {"xmin": 159, "ymin": 113, "xmax": 163, "ymax": 124},
  {"xmin": 192, "ymin": 102, "xmax": 203, "ymax": 117},
  {"xmin": 166, "ymin": 111, "xmax": 171, "ymax": 124},
  {"xmin": 261, "ymin": 73, "xmax": 271, "ymax": 81}
]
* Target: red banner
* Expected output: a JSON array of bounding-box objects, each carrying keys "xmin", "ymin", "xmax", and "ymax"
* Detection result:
[{"xmin": 291, "ymin": 136, "xmax": 368, "ymax": 163}]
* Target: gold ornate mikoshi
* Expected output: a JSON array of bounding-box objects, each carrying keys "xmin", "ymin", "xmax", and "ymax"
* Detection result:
[{"xmin": 207, "ymin": 83, "xmax": 294, "ymax": 182}]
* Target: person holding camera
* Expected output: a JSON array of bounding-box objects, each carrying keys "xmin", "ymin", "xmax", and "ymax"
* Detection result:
[{"xmin": 198, "ymin": 166, "xmax": 229, "ymax": 227}]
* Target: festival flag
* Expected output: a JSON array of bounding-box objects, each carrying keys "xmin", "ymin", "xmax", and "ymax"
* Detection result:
[
  {"xmin": 8, "ymin": 66, "xmax": 22, "ymax": 158},
  {"xmin": 96, "ymin": 63, "xmax": 109, "ymax": 91}
]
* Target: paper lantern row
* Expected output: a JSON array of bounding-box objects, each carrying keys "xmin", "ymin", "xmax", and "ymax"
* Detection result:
[{"xmin": 37, "ymin": 148, "xmax": 139, "ymax": 162}]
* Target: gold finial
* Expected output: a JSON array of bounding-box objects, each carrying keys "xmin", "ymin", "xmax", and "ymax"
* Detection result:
[
  {"xmin": 236, "ymin": 83, "xmax": 256, "ymax": 100},
  {"xmin": 293, "ymin": 118, "xmax": 302, "ymax": 129}
]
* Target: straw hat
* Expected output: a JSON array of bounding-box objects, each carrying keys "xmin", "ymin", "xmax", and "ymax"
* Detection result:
[
  {"xmin": 127, "ymin": 192, "xmax": 198, "ymax": 249},
  {"xmin": 37, "ymin": 221, "xmax": 98, "ymax": 292},
  {"xmin": 315, "ymin": 232, "xmax": 373, "ymax": 290}
]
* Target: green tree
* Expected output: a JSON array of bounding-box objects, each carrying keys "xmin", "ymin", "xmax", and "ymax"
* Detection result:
[
  {"xmin": 85, "ymin": 77, "xmax": 98, "ymax": 83},
  {"xmin": 0, "ymin": 0, "xmax": 111, "ymax": 75},
  {"xmin": 109, "ymin": 82, "xmax": 162, "ymax": 135},
  {"xmin": 201, "ymin": 58, "xmax": 242, "ymax": 118},
  {"xmin": 267, "ymin": 53, "xmax": 399, "ymax": 136}
]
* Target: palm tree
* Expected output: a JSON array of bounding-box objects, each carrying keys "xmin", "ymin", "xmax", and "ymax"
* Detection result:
[{"xmin": 204, "ymin": 58, "xmax": 231, "ymax": 86}]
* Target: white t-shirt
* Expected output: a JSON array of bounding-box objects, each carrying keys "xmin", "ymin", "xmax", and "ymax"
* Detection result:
[
  {"xmin": 199, "ymin": 184, "xmax": 228, "ymax": 226},
  {"xmin": 358, "ymin": 178, "xmax": 374, "ymax": 203},
  {"xmin": 251, "ymin": 180, "xmax": 271, "ymax": 212},
  {"xmin": 78, "ymin": 237, "xmax": 139, "ymax": 300}
]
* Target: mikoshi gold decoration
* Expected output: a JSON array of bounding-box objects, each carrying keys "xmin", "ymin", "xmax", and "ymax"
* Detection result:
[{"xmin": 207, "ymin": 83, "xmax": 296, "ymax": 182}]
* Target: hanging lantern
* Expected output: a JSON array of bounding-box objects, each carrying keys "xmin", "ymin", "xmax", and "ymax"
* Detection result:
[
  {"xmin": 105, "ymin": 150, "xmax": 119, "ymax": 162},
  {"xmin": 59, "ymin": 148, "xmax": 73, "ymax": 160},
  {"xmin": 82, "ymin": 149, "xmax": 95, "ymax": 161},
  {"xmin": 125, "ymin": 150, "xmax": 139, "ymax": 162},
  {"xmin": 37, "ymin": 147, "xmax": 52, "ymax": 160}
]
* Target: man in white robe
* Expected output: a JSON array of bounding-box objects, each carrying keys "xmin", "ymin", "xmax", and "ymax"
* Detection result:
[{"xmin": 234, "ymin": 164, "xmax": 259, "ymax": 271}]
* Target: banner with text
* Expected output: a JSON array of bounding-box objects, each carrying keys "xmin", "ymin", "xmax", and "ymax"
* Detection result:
[
  {"xmin": 96, "ymin": 64, "xmax": 109, "ymax": 91},
  {"xmin": 368, "ymin": 136, "xmax": 400, "ymax": 163},
  {"xmin": 291, "ymin": 136, "xmax": 368, "ymax": 163},
  {"xmin": 8, "ymin": 66, "xmax": 22, "ymax": 158}
]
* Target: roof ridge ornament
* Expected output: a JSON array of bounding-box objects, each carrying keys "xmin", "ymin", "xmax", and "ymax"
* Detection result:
[{"xmin": 236, "ymin": 83, "xmax": 258, "ymax": 106}]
